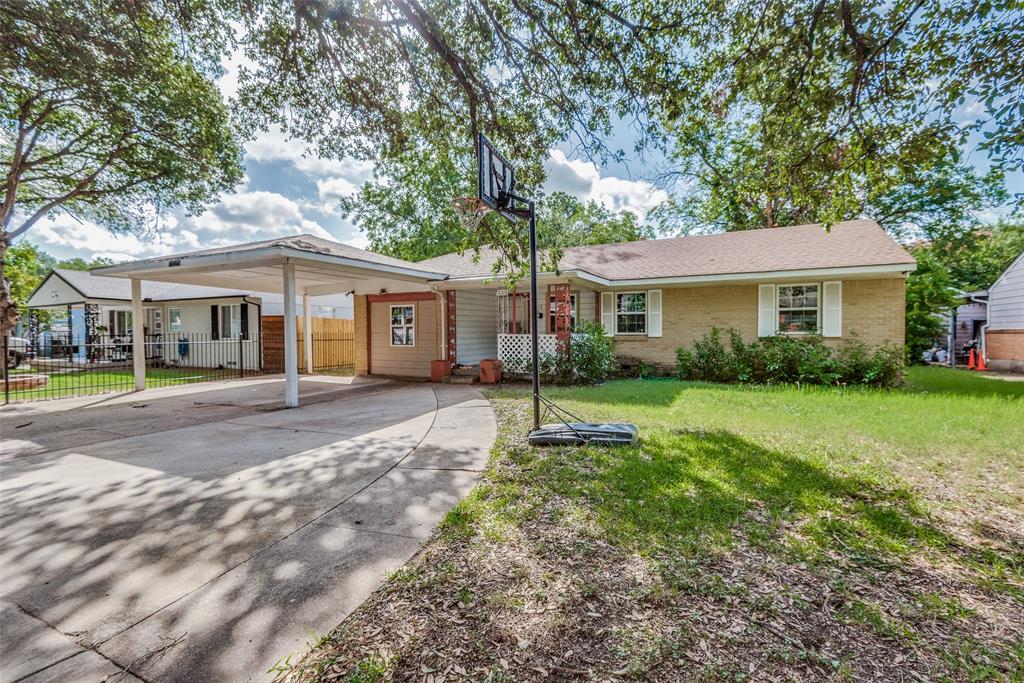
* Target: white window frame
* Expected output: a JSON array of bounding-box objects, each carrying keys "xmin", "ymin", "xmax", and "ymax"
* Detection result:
[
  {"xmin": 219, "ymin": 304, "xmax": 242, "ymax": 339},
  {"xmin": 168, "ymin": 307, "xmax": 183, "ymax": 332},
  {"xmin": 548, "ymin": 292, "xmax": 578, "ymax": 332},
  {"xmin": 615, "ymin": 291, "xmax": 648, "ymax": 335},
  {"xmin": 108, "ymin": 309, "xmax": 132, "ymax": 337},
  {"xmin": 389, "ymin": 304, "xmax": 416, "ymax": 347},
  {"xmin": 776, "ymin": 283, "xmax": 820, "ymax": 335}
]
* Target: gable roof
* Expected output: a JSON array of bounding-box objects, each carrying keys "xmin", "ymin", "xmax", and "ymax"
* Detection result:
[
  {"xmin": 417, "ymin": 220, "xmax": 916, "ymax": 282},
  {"xmin": 43, "ymin": 268, "xmax": 254, "ymax": 302}
]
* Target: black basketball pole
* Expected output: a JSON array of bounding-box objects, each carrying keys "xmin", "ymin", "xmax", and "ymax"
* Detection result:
[{"xmin": 527, "ymin": 199, "xmax": 541, "ymax": 431}]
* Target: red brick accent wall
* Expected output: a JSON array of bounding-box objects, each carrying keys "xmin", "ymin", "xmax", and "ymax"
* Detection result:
[{"xmin": 987, "ymin": 330, "xmax": 1024, "ymax": 361}]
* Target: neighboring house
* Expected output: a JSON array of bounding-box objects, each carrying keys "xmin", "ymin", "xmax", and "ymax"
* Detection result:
[
  {"xmin": 26, "ymin": 269, "xmax": 261, "ymax": 368},
  {"xmin": 942, "ymin": 291, "xmax": 988, "ymax": 366},
  {"xmin": 985, "ymin": 250, "xmax": 1024, "ymax": 373},
  {"xmin": 349, "ymin": 219, "xmax": 915, "ymax": 378}
]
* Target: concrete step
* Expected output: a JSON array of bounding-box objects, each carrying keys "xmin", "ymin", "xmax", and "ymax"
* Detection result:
[
  {"xmin": 445, "ymin": 374, "xmax": 479, "ymax": 384},
  {"xmin": 451, "ymin": 365, "xmax": 480, "ymax": 377}
]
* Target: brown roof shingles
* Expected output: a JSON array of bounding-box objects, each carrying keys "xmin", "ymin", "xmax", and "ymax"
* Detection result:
[{"xmin": 419, "ymin": 220, "xmax": 915, "ymax": 281}]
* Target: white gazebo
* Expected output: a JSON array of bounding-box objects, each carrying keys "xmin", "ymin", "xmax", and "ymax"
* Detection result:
[{"xmin": 94, "ymin": 234, "xmax": 447, "ymax": 407}]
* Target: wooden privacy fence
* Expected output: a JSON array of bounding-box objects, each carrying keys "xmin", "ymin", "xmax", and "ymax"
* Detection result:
[{"xmin": 261, "ymin": 316, "xmax": 355, "ymax": 372}]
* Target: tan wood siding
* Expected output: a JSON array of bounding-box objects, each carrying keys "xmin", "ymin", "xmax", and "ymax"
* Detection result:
[{"xmin": 369, "ymin": 299, "xmax": 437, "ymax": 377}]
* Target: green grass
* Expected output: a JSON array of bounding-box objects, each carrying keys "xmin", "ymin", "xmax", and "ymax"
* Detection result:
[
  {"xmin": 490, "ymin": 366, "xmax": 1024, "ymax": 510},
  {"xmin": 6, "ymin": 366, "xmax": 231, "ymax": 401},
  {"xmin": 285, "ymin": 365, "xmax": 1024, "ymax": 681}
]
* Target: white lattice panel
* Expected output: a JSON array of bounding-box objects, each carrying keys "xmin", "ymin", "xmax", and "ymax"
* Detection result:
[{"xmin": 497, "ymin": 331, "xmax": 557, "ymax": 370}]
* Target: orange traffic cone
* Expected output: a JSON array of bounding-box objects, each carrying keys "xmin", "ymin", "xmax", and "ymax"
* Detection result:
[
  {"xmin": 977, "ymin": 351, "xmax": 987, "ymax": 371},
  {"xmin": 967, "ymin": 348, "xmax": 976, "ymax": 370}
]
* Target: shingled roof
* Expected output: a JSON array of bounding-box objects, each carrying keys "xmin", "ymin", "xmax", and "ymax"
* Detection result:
[{"xmin": 417, "ymin": 220, "xmax": 915, "ymax": 281}]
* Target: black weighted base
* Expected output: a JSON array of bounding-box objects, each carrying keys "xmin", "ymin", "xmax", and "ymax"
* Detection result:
[{"xmin": 528, "ymin": 422, "xmax": 638, "ymax": 447}]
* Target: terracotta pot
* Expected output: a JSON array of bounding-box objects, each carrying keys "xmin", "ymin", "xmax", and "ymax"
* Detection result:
[
  {"xmin": 479, "ymin": 358, "xmax": 502, "ymax": 384},
  {"xmin": 430, "ymin": 359, "xmax": 452, "ymax": 383}
]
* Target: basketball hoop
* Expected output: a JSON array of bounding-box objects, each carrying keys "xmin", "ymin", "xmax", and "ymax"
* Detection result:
[{"xmin": 451, "ymin": 196, "xmax": 490, "ymax": 232}]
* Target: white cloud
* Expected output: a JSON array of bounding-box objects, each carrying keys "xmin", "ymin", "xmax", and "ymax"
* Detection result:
[
  {"xmin": 544, "ymin": 149, "xmax": 667, "ymax": 220},
  {"xmin": 317, "ymin": 177, "xmax": 358, "ymax": 202},
  {"xmin": 244, "ymin": 125, "xmax": 374, "ymax": 181},
  {"xmin": 196, "ymin": 191, "xmax": 303, "ymax": 235},
  {"xmin": 32, "ymin": 215, "xmax": 200, "ymax": 262},
  {"xmin": 26, "ymin": 189, "xmax": 337, "ymax": 263}
]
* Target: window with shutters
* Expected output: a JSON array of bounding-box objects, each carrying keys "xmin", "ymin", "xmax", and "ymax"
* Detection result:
[
  {"xmin": 615, "ymin": 292, "xmax": 647, "ymax": 334},
  {"xmin": 776, "ymin": 284, "xmax": 819, "ymax": 333}
]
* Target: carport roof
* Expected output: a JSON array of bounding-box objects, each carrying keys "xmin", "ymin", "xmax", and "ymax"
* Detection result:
[{"xmin": 93, "ymin": 234, "xmax": 450, "ymax": 295}]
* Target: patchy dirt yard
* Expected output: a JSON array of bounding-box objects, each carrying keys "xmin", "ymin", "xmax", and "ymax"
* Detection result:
[{"xmin": 277, "ymin": 371, "xmax": 1023, "ymax": 682}]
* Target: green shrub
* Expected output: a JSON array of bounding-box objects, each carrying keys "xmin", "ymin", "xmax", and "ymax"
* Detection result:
[
  {"xmin": 556, "ymin": 320, "xmax": 617, "ymax": 384},
  {"xmin": 692, "ymin": 327, "xmax": 736, "ymax": 383},
  {"xmin": 675, "ymin": 347, "xmax": 696, "ymax": 380},
  {"xmin": 675, "ymin": 329, "xmax": 906, "ymax": 388}
]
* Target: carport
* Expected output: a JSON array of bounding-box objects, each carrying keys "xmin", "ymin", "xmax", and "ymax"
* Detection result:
[{"xmin": 94, "ymin": 235, "xmax": 448, "ymax": 407}]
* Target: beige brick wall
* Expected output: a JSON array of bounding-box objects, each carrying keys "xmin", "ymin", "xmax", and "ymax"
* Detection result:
[
  {"xmin": 354, "ymin": 295, "xmax": 368, "ymax": 376},
  {"xmin": 837, "ymin": 278, "xmax": 905, "ymax": 347},
  {"xmin": 610, "ymin": 277, "xmax": 906, "ymax": 368},
  {"xmin": 613, "ymin": 284, "xmax": 758, "ymax": 366}
]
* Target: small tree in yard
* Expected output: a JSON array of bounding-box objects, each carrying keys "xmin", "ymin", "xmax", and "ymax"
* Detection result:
[
  {"xmin": 905, "ymin": 249, "xmax": 960, "ymax": 363},
  {"xmin": 1, "ymin": 1, "xmax": 243, "ymax": 335}
]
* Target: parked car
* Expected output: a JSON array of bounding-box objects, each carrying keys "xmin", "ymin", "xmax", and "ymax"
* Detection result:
[{"xmin": 6, "ymin": 336, "xmax": 35, "ymax": 369}]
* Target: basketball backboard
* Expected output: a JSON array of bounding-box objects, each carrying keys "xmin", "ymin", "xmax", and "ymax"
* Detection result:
[{"xmin": 477, "ymin": 133, "xmax": 516, "ymax": 211}]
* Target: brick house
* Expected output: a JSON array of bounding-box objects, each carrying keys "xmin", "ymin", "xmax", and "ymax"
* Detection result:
[
  {"xmin": 95, "ymin": 220, "xmax": 917, "ymax": 404},
  {"xmin": 353, "ymin": 220, "xmax": 916, "ymax": 377}
]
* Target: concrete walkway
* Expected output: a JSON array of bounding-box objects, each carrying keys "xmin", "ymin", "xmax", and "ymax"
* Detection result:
[{"xmin": 0, "ymin": 377, "xmax": 496, "ymax": 682}]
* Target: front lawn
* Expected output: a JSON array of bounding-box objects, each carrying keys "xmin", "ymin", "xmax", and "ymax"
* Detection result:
[
  {"xmin": 280, "ymin": 366, "xmax": 1023, "ymax": 681},
  {"xmin": 6, "ymin": 366, "xmax": 231, "ymax": 401}
]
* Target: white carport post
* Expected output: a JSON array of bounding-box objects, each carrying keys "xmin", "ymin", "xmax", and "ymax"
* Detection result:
[
  {"xmin": 131, "ymin": 279, "xmax": 145, "ymax": 390},
  {"xmin": 282, "ymin": 261, "xmax": 299, "ymax": 407},
  {"xmin": 302, "ymin": 292, "xmax": 313, "ymax": 374}
]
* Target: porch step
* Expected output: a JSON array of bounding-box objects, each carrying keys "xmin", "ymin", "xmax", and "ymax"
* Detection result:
[
  {"xmin": 451, "ymin": 365, "xmax": 480, "ymax": 377},
  {"xmin": 445, "ymin": 374, "xmax": 479, "ymax": 385}
]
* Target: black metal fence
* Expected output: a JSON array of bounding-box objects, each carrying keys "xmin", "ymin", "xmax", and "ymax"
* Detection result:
[{"xmin": 3, "ymin": 330, "xmax": 353, "ymax": 403}]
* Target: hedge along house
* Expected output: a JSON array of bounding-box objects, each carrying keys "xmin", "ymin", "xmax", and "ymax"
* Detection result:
[
  {"xmin": 422, "ymin": 220, "xmax": 917, "ymax": 372},
  {"xmin": 94, "ymin": 221, "xmax": 914, "ymax": 407},
  {"xmin": 25, "ymin": 268, "xmax": 261, "ymax": 368}
]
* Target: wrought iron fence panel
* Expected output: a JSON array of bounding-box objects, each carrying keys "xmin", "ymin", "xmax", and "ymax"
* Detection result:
[{"xmin": 4, "ymin": 328, "xmax": 355, "ymax": 403}]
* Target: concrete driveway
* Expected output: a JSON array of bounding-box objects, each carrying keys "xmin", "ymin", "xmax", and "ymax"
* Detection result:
[{"xmin": 0, "ymin": 377, "xmax": 496, "ymax": 682}]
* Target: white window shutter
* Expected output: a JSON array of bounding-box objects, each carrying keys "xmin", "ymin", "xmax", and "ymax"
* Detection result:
[
  {"xmin": 757, "ymin": 284, "xmax": 776, "ymax": 337},
  {"xmin": 647, "ymin": 289, "xmax": 662, "ymax": 337},
  {"xmin": 822, "ymin": 281, "xmax": 842, "ymax": 337},
  {"xmin": 601, "ymin": 292, "xmax": 615, "ymax": 335}
]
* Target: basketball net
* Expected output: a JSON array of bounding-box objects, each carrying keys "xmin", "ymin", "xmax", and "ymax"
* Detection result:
[{"xmin": 451, "ymin": 197, "xmax": 490, "ymax": 232}]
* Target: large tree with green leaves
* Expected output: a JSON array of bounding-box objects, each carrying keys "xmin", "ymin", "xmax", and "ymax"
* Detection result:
[
  {"xmin": 649, "ymin": 0, "xmax": 1020, "ymax": 236},
  {"xmin": 920, "ymin": 220, "xmax": 1024, "ymax": 291},
  {"xmin": 1, "ymin": 0, "xmax": 243, "ymax": 333}
]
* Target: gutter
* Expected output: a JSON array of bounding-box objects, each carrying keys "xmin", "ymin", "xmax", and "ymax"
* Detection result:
[{"xmin": 434, "ymin": 262, "xmax": 916, "ymax": 289}]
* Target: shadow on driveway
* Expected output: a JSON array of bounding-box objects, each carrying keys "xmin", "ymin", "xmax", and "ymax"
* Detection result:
[{"xmin": 0, "ymin": 379, "xmax": 496, "ymax": 682}]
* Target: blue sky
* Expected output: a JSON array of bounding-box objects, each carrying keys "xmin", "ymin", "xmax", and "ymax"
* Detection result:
[{"xmin": 22, "ymin": 55, "xmax": 1019, "ymax": 264}]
